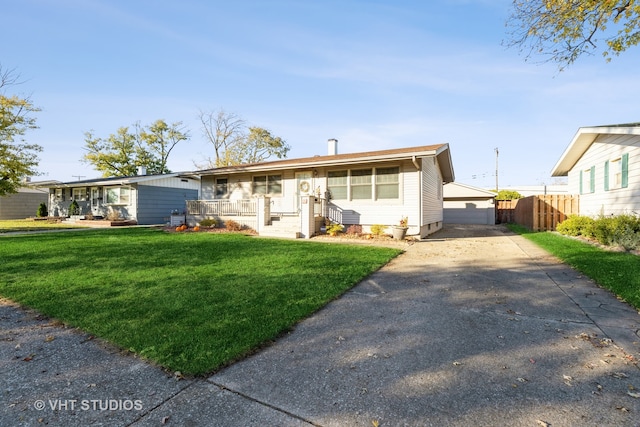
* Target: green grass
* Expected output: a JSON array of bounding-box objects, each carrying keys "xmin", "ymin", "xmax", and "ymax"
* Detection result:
[
  {"xmin": 507, "ymin": 224, "xmax": 640, "ymax": 310},
  {"xmin": 0, "ymin": 228, "xmax": 401, "ymax": 375},
  {"xmin": 0, "ymin": 218, "xmax": 85, "ymax": 233}
]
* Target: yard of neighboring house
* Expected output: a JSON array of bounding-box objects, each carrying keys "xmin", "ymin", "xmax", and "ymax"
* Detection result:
[
  {"xmin": 0, "ymin": 219, "xmax": 87, "ymax": 233},
  {"xmin": 0, "ymin": 228, "xmax": 401, "ymax": 375}
]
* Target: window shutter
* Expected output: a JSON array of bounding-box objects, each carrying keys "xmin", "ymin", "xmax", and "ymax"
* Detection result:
[
  {"xmin": 621, "ymin": 153, "xmax": 629, "ymax": 188},
  {"xmin": 590, "ymin": 166, "xmax": 595, "ymax": 193},
  {"xmin": 604, "ymin": 161, "xmax": 609, "ymax": 191},
  {"xmin": 579, "ymin": 170, "xmax": 583, "ymax": 194}
]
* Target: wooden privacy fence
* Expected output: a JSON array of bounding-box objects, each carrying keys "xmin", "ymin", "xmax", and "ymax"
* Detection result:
[{"xmin": 496, "ymin": 194, "xmax": 579, "ymax": 231}]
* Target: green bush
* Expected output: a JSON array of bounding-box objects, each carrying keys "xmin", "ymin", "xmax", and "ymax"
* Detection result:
[
  {"xmin": 495, "ymin": 190, "xmax": 523, "ymax": 201},
  {"xmin": 556, "ymin": 215, "xmax": 595, "ymax": 237},
  {"xmin": 370, "ymin": 224, "xmax": 386, "ymax": 236},
  {"xmin": 558, "ymin": 213, "xmax": 640, "ymax": 250},
  {"xmin": 68, "ymin": 200, "xmax": 80, "ymax": 216},
  {"xmin": 199, "ymin": 218, "xmax": 218, "ymax": 228},
  {"xmin": 36, "ymin": 203, "xmax": 48, "ymax": 218}
]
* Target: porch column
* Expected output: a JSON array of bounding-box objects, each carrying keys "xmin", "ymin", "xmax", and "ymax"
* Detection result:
[
  {"xmin": 255, "ymin": 196, "xmax": 271, "ymax": 233},
  {"xmin": 299, "ymin": 195, "xmax": 315, "ymax": 239}
]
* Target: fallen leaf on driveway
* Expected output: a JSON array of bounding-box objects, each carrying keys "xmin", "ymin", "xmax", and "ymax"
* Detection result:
[
  {"xmin": 536, "ymin": 420, "xmax": 550, "ymax": 427},
  {"xmin": 628, "ymin": 391, "xmax": 640, "ymax": 398}
]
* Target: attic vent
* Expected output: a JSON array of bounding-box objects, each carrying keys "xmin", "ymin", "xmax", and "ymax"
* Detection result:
[{"xmin": 181, "ymin": 179, "xmax": 189, "ymax": 183}]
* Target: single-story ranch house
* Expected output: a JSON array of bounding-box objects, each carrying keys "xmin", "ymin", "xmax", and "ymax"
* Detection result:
[
  {"xmin": 188, "ymin": 140, "xmax": 455, "ymax": 238},
  {"xmin": 45, "ymin": 171, "xmax": 200, "ymax": 225},
  {"xmin": 551, "ymin": 123, "xmax": 640, "ymax": 217}
]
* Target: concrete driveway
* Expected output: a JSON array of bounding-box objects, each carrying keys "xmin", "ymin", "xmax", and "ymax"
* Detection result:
[{"xmin": 2, "ymin": 224, "xmax": 639, "ymax": 426}]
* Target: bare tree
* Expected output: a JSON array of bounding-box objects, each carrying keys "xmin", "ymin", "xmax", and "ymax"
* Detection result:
[{"xmin": 197, "ymin": 109, "xmax": 245, "ymax": 168}]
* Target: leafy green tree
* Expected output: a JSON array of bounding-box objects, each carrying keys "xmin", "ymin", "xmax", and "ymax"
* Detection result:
[
  {"xmin": 82, "ymin": 120, "xmax": 189, "ymax": 177},
  {"xmin": 0, "ymin": 66, "xmax": 42, "ymax": 195},
  {"xmin": 506, "ymin": 1, "xmax": 640, "ymax": 69},
  {"xmin": 495, "ymin": 189, "xmax": 524, "ymax": 201},
  {"xmin": 221, "ymin": 127, "xmax": 291, "ymax": 165},
  {"xmin": 198, "ymin": 109, "xmax": 290, "ymax": 167}
]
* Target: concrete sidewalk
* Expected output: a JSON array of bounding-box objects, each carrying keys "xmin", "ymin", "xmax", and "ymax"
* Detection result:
[{"xmin": 2, "ymin": 224, "xmax": 639, "ymax": 426}]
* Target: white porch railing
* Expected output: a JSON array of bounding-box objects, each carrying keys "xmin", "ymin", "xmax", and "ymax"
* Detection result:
[{"xmin": 186, "ymin": 199, "xmax": 257, "ymax": 216}]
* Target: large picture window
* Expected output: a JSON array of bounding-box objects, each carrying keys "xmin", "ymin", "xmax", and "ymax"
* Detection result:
[
  {"xmin": 105, "ymin": 186, "xmax": 131, "ymax": 205},
  {"xmin": 328, "ymin": 167, "xmax": 400, "ymax": 201},
  {"xmin": 253, "ymin": 175, "xmax": 282, "ymax": 196}
]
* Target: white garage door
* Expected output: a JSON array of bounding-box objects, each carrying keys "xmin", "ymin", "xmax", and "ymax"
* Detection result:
[{"xmin": 443, "ymin": 200, "xmax": 495, "ymax": 225}]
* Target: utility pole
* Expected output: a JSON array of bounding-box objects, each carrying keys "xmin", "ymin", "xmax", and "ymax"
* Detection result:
[{"xmin": 494, "ymin": 147, "xmax": 499, "ymax": 192}]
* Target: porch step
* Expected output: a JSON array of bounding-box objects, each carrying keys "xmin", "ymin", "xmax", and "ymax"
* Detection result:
[{"xmin": 259, "ymin": 216, "xmax": 301, "ymax": 239}]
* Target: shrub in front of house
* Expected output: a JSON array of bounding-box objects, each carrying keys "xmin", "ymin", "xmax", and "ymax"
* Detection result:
[
  {"xmin": 199, "ymin": 218, "xmax": 218, "ymax": 228},
  {"xmin": 68, "ymin": 200, "xmax": 80, "ymax": 216},
  {"xmin": 225, "ymin": 219, "xmax": 242, "ymax": 232},
  {"xmin": 345, "ymin": 224, "xmax": 362, "ymax": 236},
  {"xmin": 556, "ymin": 215, "xmax": 595, "ymax": 237},
  {"xmin": 36, "ymin": 203, "xmax": 48, "ymax": 218},
  {"xmin": 370, "ymin": 224, "xmax": 386, "ymax": 236},
  {"xmin": 557, "ymin": 213, "xmax": 640, "ymax": 250}
]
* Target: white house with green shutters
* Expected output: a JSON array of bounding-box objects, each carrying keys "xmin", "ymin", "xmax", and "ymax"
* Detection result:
[
  {"xmin": 551, "ymin": 123, "xmax": 639, "ymax": 217},
  {"xmin": 190, "ymin": 140, "xmax": 455, "ymax": 238}
]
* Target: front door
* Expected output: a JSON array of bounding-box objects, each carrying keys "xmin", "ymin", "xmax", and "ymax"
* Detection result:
[{"xmin": 295, "ymin": 171, "xmax": 313, "ymax": 212}]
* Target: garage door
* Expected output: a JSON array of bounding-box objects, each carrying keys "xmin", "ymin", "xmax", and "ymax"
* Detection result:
[{"xmin": 443, "ymin": 200, "xmax": 495, "ymax": 225}]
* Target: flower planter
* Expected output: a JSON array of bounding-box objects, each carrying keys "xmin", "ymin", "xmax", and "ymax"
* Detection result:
[{"xmin": 392, "ymin": 226, "xmax": 408, "ymax": 240}]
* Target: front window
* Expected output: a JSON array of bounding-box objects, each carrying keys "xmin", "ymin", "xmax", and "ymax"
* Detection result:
[
  {"xmin": 376, "ymin": 167, "xmax": 399, "ymax": 199},
  {"xmin": 215, "ymin": 178, "xmax": 228, "ymax": 198},
  {"xmin": 105, "ymin": 186, "xmax": 131, "ymax": 205},
  {"xmin": 72, "ymin": 187, "xmax": 87, "ymax": 201},
  {"xmin": 55, "ymin": 188, "xmax": 64, "ymax": 201},
  {"xmin": 328, "ymin": 170, "xmax": 348, "ymax": 200},
  {"xmin": 610, "ymin": 157, "xmax": 622, "ymax": 190},
  {"xmin": 351, "ymin": 169, "xmax": 372, "ymax": 199},
  {"xmin": 253, "ymin": 175, "xmax": 282, "ymax": 196}
]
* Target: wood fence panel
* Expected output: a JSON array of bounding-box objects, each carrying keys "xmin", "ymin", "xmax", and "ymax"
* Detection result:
[{"xmin": 496, "ymin": 194, "xmax": 579, "ymax": 231}]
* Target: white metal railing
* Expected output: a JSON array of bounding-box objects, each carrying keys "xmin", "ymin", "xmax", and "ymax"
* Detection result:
[{"xmin": 186, "ymin": 199, "xmax": 257, "ymax": 216}]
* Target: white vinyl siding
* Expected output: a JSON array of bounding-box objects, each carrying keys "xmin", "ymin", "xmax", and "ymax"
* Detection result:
[{"xmin": 568, "ymin": 133, "xmax": 640, "ymax": 216}]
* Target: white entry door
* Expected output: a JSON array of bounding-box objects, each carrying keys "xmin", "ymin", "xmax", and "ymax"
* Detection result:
[{"xmin": 295, "ymin": 171, "xmax": 313, "ymax": 211}]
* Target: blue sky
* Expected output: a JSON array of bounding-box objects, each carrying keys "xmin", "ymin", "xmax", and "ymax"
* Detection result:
[{"xmin": 4, "ymin": 0, "xmax": 640, "ymax": 187}]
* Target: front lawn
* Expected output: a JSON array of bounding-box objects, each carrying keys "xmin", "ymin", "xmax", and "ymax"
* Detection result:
[
  {"xmin": 0, "ymin": 218, "xmax": 85, "ymax": 233},
  {"xmin": 0, "ymin": 228, "xmax": 401, "ymax": 375},
  {"xmin": 507, "ymin": 224, "xmax": 640, "ymax": 310}
]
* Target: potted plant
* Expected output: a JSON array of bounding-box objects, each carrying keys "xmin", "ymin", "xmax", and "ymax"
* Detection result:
[{"xmin": 392, "ymin": 216, "xmax": 408, "ymax": 240}]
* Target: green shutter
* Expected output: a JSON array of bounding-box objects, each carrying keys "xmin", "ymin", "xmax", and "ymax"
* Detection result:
[
  {"xmin": 621, "ymin": 153, "xmax": 629, "ymax": 188},
  {"xmin": 590, "ymin": 166, "xmax": 595, "ymax": 193},
  {"xmin": 579, "ymin": 170, "xmax": 583, "ymax": 194},
  {"xmin": 604, "ymin": 161, "xmax": 609, "ymax": 191}
]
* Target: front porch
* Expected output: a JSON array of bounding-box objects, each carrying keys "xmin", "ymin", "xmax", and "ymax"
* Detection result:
[{"xmin": 186, "ymin": 197, "xmax": 335, "ymax": 239}]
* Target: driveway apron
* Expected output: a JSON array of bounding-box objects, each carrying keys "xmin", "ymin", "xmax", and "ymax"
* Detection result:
[{"xmin": 2, "ymin": 224, "xmax": 640, "ymax": 426}]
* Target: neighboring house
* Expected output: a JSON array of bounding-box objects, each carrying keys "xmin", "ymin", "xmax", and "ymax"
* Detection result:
[
  {"xmin": 190, "ymin": 140, "xmax": 455, "ymax": 238},
  {"xmin": 443, "ymin": 182, "xmax": 495, "ymax": 225},
  {"xmin": 0, "ymin": 186, "xmax": 49, "ymax": 220},
  {"xmin": 551, "ymin": 123, "xmax": 640, "ymax": 217},
  {"xmin": 45, "ymin": 171, "xmax": 201, "ymax": 225}
]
